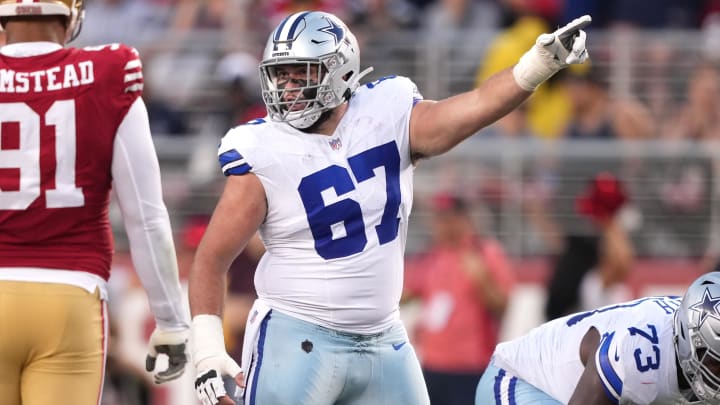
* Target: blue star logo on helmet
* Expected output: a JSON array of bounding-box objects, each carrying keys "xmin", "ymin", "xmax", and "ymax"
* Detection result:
[
  {"xmin": 690, "ymin": 288, "xmax": 720, "ymax": 327},
  {"xmin": 318, "ymin": 18, "xmax": 344, "ymax": 45}
]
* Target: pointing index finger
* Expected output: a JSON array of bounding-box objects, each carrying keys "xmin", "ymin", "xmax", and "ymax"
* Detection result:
[{"xmin": 557, "ymin": 15, "xmax": 592, "ymax": 49}]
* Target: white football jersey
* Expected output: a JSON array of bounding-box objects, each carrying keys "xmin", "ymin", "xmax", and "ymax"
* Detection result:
[
  {"xmin": 218, "ymin": 76, "xmax": 422, "ymax": 334},
  {"xmin": 493, "ymin": 296, "xmax": 689, "ymax": 404}
]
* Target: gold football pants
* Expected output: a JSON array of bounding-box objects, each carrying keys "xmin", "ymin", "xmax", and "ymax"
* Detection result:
[{"xmin": 0, "ymin": 281, "xmax": 106, "ymax": 405}]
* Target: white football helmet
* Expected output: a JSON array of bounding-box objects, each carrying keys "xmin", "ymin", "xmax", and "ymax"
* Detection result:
[
  {"xmin": 259, "ymin": 10, "xmax": 373, "ymax": 129},
  {"xmin": 674, "ymin": 272, "xmax": 720, "ymax": 404},
  {"xmin": 0, "ymin": 0, "xmax": 85, "ymax": 42}
]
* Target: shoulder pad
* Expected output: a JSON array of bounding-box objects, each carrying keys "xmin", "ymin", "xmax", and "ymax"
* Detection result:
[
  {"xmin": 80, "ymin": 43, "xmax": 143, "ymax": 95},
  {"xmin": 218, "ymin": 125, "xmax": 263, "ymax": 176}
]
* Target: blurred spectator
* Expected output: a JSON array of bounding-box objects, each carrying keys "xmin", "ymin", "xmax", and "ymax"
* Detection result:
[
  {"xmin": 561, "ymin": 65, "xmax": 655, "ymax": 139},
  {"xmin": 404, "ymin": 193, "xmax": 515, "ymax": 405},
  {"xmin": 474, "ymin": 104, "xmax": 565, "ymax": 254},
  {"xmin": 644, "ymin": 148, "xmax": 713, "ymax": 257},
  {"xmin": 575, "ymin": 172, "xmax": 635, "ymax": 309},
  {"xmin": 170, "ymin": 0, "xmax": 256, "ymax": 63},
  {"xmin": 421, "ymin": 0, "xmax": 501, "ymax": 32},
  {"xmin": 518, "ymin": 170, "xmax": 565, "ymax": 255},
  {"xmin": 475, "ymin": 6, "xmax": 571, "ymax": 139},
  {"xmin": 144, "ymin": 81, "xmax": 192, "ymax": 136},
  {"xmin": 545, "ymin": 172, "xmax": 634, "ymax": 319},
  {"xmin": 608, "ymin": 0, "xmax": 703, "ymax": 29},
  {"xmin": 663, "ymin": 61, "xmax": 720, "ymax": 140},
  {"xmin": 214, "ymin": 51, "xmax": 267, "ymax": 130},
  {"xmin": 141, "ymin": 51, "xmax": 218, "ymax": 134},
  {"xmin": 703, "ymin": 11, "xmax": 720, "ymax": 61},
  {"xmin": 502, "ymin": 0, "xmax": 561, "ymax": 24},
  {"xmin": 562, "ymin": 0, "xmax": 610, "ymax": 28},
  {"xmin": 261, "ymin": 0, "xmax": 351, "ymax": 27},
  {"xmin": 77, "ymin": 0, "xmax": 172, "ymax": 46},
  {"xmin": 378, "ymin": 0, "xmax": 435, "ymax": 28},
  {"xmin": 565, "ymin": 0, "xmax": 703, "ymax": 29},
  {"xmin": 172, "ymin": 0, "xmax": 230, "ymax": 30},
  {"xmin": 634, "ymin": 40, "xmax": 678, "ymax": 128},
  {"xmin": 418, "ymin": 0, "xmax": 502, "ymax": 95}
]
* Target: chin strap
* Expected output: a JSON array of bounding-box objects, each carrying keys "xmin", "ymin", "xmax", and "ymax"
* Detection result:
[{"xmin": 348, "ymin": 66, "xmax": 375, "ymax": 93}]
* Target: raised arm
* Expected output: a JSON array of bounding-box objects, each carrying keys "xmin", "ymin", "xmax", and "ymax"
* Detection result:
[
  {"xmin": 409, "ymin": 68, "xmax": 529, "ymax": 158},
  {"xmin": 409, "ymin": 15, "xmax": 591, "ymax": 159}
]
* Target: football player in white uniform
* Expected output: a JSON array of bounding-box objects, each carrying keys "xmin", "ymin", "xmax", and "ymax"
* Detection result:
[
  {"xmin": 476, "ymin": 272, "xmax": 720, "ymax": 405},
  {"xmin": 188, "ymin": 10, "xmax": 591, "ymax": 405}
]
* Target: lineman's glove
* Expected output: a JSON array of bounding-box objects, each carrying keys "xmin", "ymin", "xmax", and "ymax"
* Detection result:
[
  {"xmin": 192, "ymin": 315, "xmax": 242, "ymax": 405},
  {"xmin": 513, "ymin": 15, "xmax": 592, "ymax": 91},
  {"xmin": 146, "ymin": 327, "xmax": 190, "ymax": 384}
]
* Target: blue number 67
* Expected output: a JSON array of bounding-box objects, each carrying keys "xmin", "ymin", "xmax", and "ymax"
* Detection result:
[{"xmin": 298, "ymin": 141, "xmax": 402, "ymax": 260}]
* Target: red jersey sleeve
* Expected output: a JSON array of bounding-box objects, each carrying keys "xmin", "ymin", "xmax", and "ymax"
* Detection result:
[{"xmin": 83, "ymin": 44, "xmax": 144, "ymax": 135}]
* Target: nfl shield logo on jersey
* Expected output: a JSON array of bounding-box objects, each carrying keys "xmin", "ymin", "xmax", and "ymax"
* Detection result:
[{"xmin": 329, "ymin": 138, "xmax": 342, "ymax": 150}]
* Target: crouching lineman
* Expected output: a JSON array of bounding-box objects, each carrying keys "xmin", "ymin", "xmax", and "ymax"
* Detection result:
[{"xmin": 477, "ymin": 272, "xmax": 720, "ymax": 405}]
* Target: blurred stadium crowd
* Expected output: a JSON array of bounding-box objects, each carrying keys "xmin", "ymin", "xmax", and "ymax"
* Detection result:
[{"xmin": 2, "ymin": 0, "xmax": 716, "ymax": 404}]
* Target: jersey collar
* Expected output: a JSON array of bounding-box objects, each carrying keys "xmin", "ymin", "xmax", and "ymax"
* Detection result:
[{"xmin": 1, "ymin": 42, "xmax": 63, "ymax": 57}]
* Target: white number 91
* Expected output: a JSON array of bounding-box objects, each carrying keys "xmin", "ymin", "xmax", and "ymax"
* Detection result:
[{"xmin": 0, "ymin": 100, "xmax": 84, "ymax": 210}]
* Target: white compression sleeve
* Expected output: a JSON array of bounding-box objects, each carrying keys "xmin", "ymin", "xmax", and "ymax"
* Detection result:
[{"xmin": 111, "ymin": 98, "xmax": 189, "ymax": 331}]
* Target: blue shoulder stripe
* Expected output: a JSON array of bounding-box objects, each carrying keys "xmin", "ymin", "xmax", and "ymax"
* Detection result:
[
  {"xmin": 219, "ymin": 148, "xmax": 252, "ymax": 176},
  {"xmin": 597, "ymin": 332, "xmax": 622, "ymax": 404},
  {"xmin": 225, "ymin": 163, "xmax": 252, "ymax": 176}
]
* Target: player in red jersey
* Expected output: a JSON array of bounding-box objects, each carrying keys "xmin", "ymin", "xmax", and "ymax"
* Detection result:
[{"xmin": 0, "ymin": 1, "xmax": 189, "ymax": 404}]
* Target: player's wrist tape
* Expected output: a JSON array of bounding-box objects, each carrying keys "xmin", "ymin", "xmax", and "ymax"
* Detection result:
[
  {"xmin": 512, "ymin": 45, "xmax": 561, "ymax": 92},
  {"xmin": 191, "ymin": 314, "xmax": 227, "ymax": 368}
]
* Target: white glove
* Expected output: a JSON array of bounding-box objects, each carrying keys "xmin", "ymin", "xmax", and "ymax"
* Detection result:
[
  {"xmin": 513, "ymin": 14, "xmax": 592, "ymax": 91},
  {"xmin": 145, "ymin": 327, "xmax": 189, "ymax": 384},
  {"xmin": 192, "ymin": 315, "xmax": 242, "ymax": 405}
]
